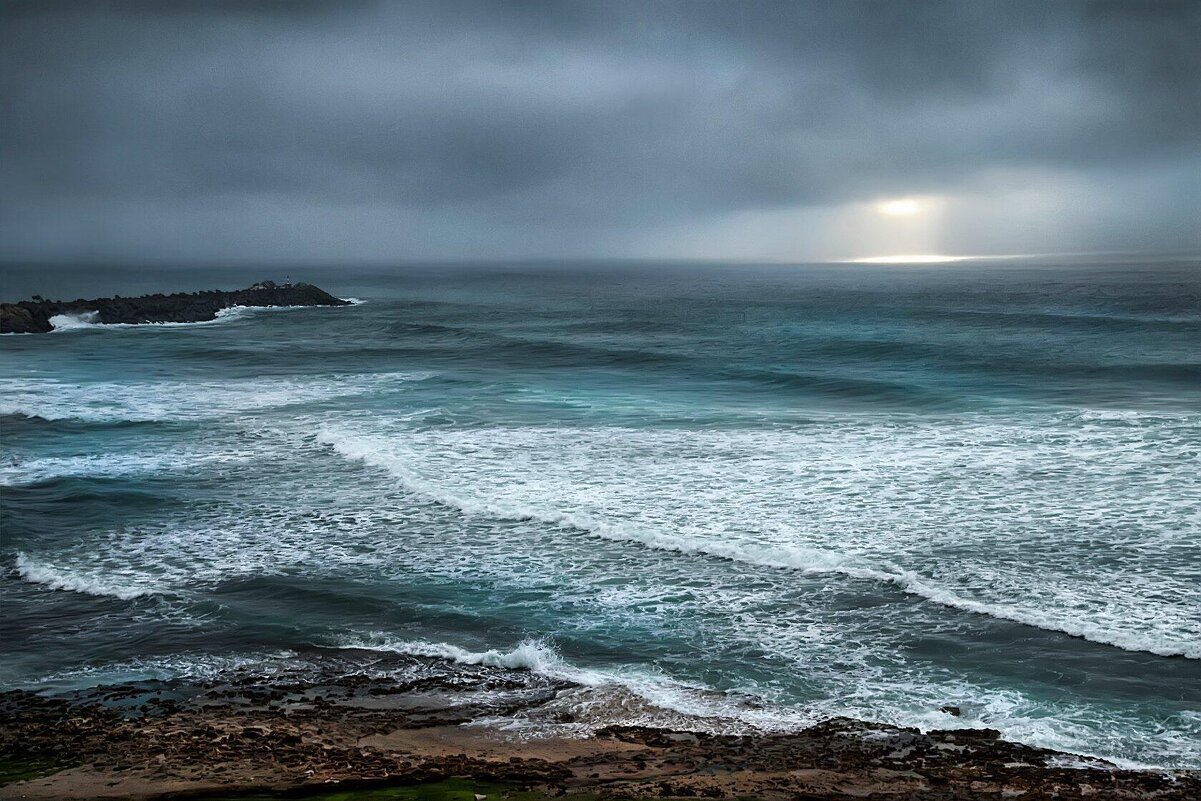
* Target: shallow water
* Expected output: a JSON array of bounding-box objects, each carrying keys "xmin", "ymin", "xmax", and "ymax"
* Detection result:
[{"xmin": 2, "ymin": 259, "xmax": 1199, "ymax": 767}]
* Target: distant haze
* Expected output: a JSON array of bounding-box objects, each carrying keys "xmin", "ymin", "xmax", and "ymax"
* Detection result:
[{"xmin": 1, "ymin": 0, "xmax": 1199, "ymax": 264}]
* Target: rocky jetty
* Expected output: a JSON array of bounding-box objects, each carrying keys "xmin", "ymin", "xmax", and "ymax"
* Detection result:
[{"xmin": 0, "ymin": 280, "xmax": 350, "ymax": 333}]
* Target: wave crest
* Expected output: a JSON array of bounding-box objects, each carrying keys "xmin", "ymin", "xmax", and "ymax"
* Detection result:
[
  {"xmin": 339, "ymin": 635, "xmax": 597, "ymax": 682},
  {"xmin": 14, "ymin": 553, "xmax": 159, "ymax": 601}
]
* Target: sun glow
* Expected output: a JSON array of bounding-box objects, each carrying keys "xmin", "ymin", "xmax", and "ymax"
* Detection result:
[
  {"xmin": 876, "ymin": 197, "xmax": 922, "ymax": 216},
  {"xmin": 851, "ymin": 254, "xmax": 968, "ymax": 264}
]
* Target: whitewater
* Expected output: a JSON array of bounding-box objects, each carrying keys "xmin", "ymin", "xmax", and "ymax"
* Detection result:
[{"xmin": 2, "ymin": 260, "xmax": 1199, "ymax": 769}]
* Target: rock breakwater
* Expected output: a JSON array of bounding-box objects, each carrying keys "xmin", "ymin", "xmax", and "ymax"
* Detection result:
[{"xmin": 1, "ymin": 281, "xmax": 350, "ymax": 333}]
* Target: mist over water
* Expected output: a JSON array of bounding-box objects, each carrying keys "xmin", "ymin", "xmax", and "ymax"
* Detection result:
[{"xmin": 2, "ymin": 259, "xmax": 1199, "ymax": 768}]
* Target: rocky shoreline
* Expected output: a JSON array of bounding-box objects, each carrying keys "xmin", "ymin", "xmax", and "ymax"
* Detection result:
[
  {"xmin": 0, "ymin": 281, "xmax": 350, "ymax": 334},
  {"xmin": 1, "ymin": 654, "xmax": 1195, "ymax": 801}
]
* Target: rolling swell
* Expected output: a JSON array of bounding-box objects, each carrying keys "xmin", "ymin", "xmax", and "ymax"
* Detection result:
[
  {"xmin": 379, "ymin": 325, "xmax": 970, "ymax": 408},
  {"xmin": 910, "ymin": 307, "xmax": 1201, "ymax": 331},
  {"xmin": 725, "ymin": 367, "xmax": 959, "ymax": 408},
  {"xmin": 386, "ymin": 324, "xmax": 691, "ymax": 369},
  {"xmin": 318, "ymin": 428, "xmax": 1200, "ymax": 660}
]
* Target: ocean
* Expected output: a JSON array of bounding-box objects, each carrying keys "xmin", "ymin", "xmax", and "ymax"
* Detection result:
[{"xmin": 2, "ymin": 258, "xmax": 1198, "ymax": 769}]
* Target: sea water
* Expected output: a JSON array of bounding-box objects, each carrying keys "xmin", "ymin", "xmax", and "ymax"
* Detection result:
[{"xmin": 2, "ymin": 259, "xmax": 1198, "ymax": 767}]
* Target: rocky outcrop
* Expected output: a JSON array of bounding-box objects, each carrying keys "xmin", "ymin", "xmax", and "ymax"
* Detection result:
[
  {"xmin": 0, "ymin": 303, "xmax": 53, "ymax": 334},
  {"xmin": 0, "ymin": 281, "xmax": 350, "ymax": 334},
  {"xmin": 2, "ymin": 675, "xmax": 1198, "ymax": 801}
]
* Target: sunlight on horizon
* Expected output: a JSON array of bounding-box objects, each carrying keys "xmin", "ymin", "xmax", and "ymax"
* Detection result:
[{"xmin": 849, "ymin": 254, "xmax": 969, "ymax": 264}]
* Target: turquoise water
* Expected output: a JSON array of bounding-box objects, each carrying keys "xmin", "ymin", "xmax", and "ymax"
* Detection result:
[{"xmin": 2, "ymin": 260, "xmax": 1199, "ymax": 767}]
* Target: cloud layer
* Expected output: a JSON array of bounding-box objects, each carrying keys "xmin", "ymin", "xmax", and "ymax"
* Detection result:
[{"xmin": 2, "ymin": 0, "xmax": 1198, "ymax": 262}]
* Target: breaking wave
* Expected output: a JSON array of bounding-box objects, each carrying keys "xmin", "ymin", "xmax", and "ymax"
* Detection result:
[
  {"xmin": 333, "ymin": 634, "xmax": 806, "ymax": 734},
  {"xmin": 14, "ymin": 553, "xmax": 161, "ymax": 601},
  {"xmin": 44, "ymin": 303, "xmax": 335, "ymax": 333},
  {"xmin": 47, "ymin": 310, "xmax": 102, "ymax": 329},
  {"xmin": 341, "ymin": 636, "xmax": 598, "ymax": 682},
  {"xmin": 318, "ymin": 429, "xmax": 1200, "ymax": 660},
  {"xmin": 332, "ymin": 634, "xmax": 1197, "ymax": 768}
]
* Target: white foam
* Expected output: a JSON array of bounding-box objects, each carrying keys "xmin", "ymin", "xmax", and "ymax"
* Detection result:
[
  {"xmin": 317, "ymin": 426, "xmax": 1201, "ymax": 660},
  {"xmin": 32, "ymin": 650, "xmax": 301, "ymax": 689},
  {"xmin": 12, "ymin": 408, "xmax": 1195, "ymax": 767},
  {"xmin": 339, "ymin": 634, "xmax": 1192, "ymax": 766},
  {"xmin": 49, "ymin": 309, "xmax": 233, "ymax": 331},
  {"xmin": 47, "ymin": 310, "xmax": 101, "ymax": 330},
  {"xmin": 0, "ymin": 371, "xmax": 433, "ymax": 423},
  {"xmin": 14, "ymin": 553, "xmax": 161, "ymax": 601},
  {"xmin": 214, "ymin": 304, "xmax": 324, "ymax": 319},
  {"xmin": 335, "ymin": 635, "xmax": 810, "ymax": 735},
  {"xmin": 883, "ymin": 573, "xmax": 1199, "ymax": 659},
  {"xmin": 382, "ymin": 635, "xmax": 1201, "ymax": 767},
  {"xmin": 0, "ymin": 448, "xmax": 257, "ymax": 486},
  {"xmin": 43, "ymin": 302, "xmax": 338, "ymax": 332},
  {"xmin": 342, "ymin": 636, "xmax": 605, "ymax": 684}
]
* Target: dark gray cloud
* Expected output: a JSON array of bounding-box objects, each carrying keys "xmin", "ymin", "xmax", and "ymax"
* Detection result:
[{"xmin": 1, "ymin": 0, "xmax": 1198, "ymax": 262}]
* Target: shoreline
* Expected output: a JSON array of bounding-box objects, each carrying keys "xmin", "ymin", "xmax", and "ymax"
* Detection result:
[{"xmin": 2, "ymin": 653, "xmax": 1196, "ymax": 800}]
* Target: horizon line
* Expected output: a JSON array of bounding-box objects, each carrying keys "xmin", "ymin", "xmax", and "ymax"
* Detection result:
[{"xmin": 2, "ymin": 248, "xmax": 1199, "ymax": 271}]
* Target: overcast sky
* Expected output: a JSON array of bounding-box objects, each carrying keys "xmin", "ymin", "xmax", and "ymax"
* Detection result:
[{"xmin": 1, "ymin": 0, "xmax": 1198, "ymax": 264}]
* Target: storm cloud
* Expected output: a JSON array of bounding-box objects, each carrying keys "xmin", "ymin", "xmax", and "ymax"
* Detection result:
[{"xmin": 1, "ymin": 0, "xmax": 1198, "ymax": 262}]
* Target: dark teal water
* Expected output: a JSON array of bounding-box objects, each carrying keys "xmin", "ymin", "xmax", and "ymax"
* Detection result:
[{"xmin": 2, "ymin": 259, "xmax": 1199, "ymax": 767}]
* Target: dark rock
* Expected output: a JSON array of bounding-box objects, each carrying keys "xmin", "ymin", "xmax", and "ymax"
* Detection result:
[
  {"xmin": 939, "ymin": 705, "xmax": 962, "ymax": 716},
  {"xmin": 0, "ymin": 281, "xmax": 350, "ymax": 333},
  {"xmin": 0, "ymin": 301, "xmax": 54, "ymax": 333},
  {"xmin": 3, "ymin": 673, "xmax": 1198, "ymax": 801}
]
